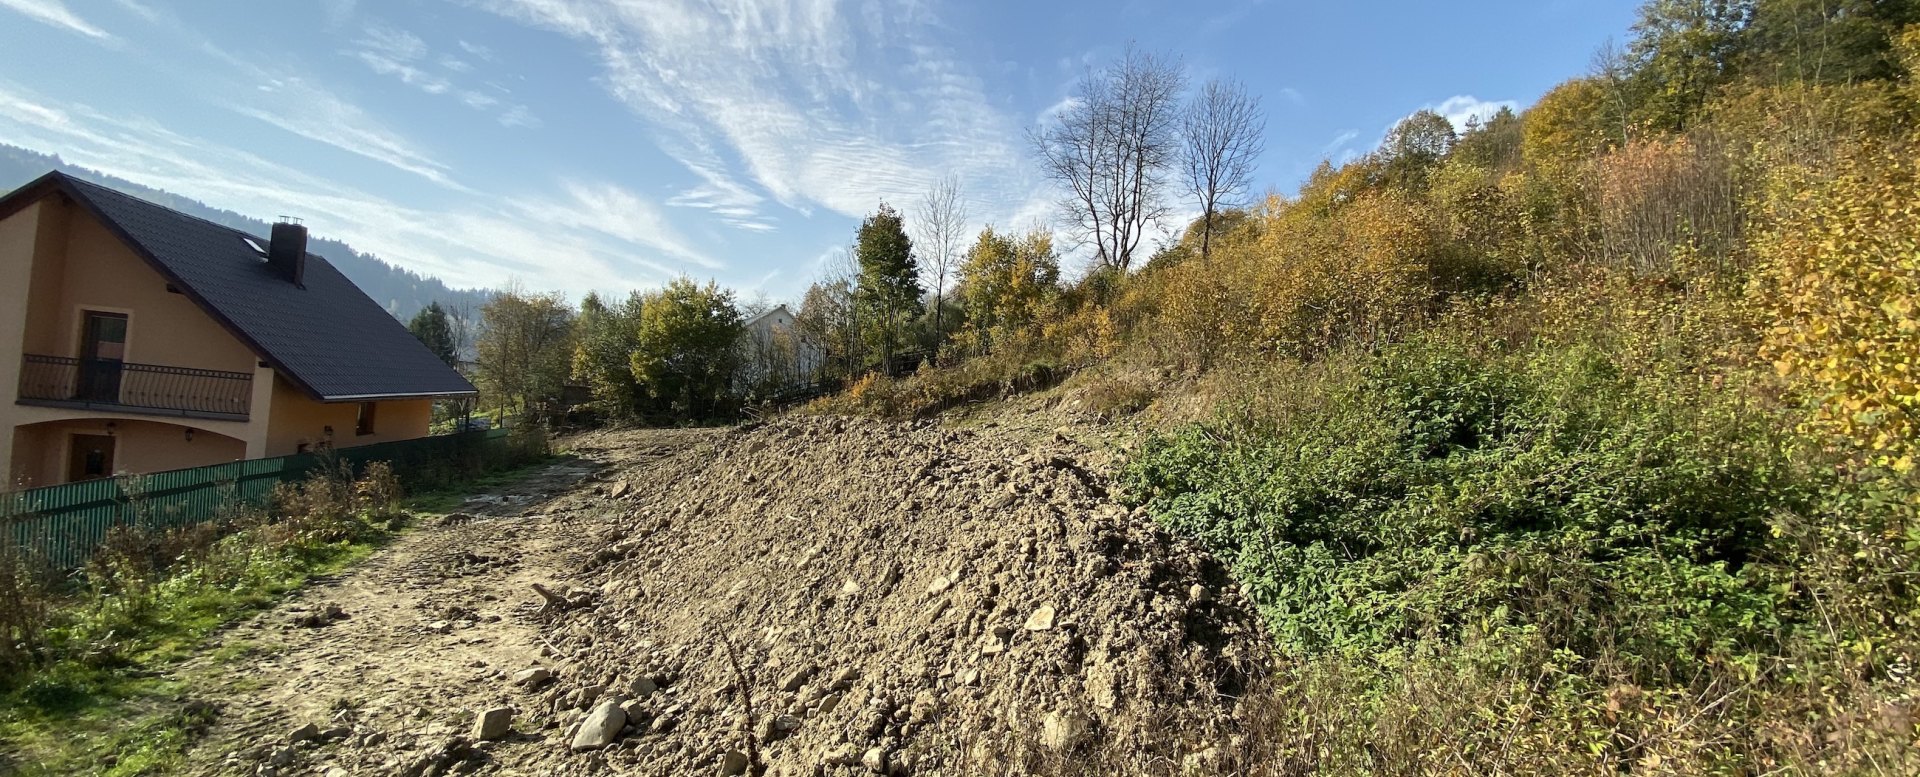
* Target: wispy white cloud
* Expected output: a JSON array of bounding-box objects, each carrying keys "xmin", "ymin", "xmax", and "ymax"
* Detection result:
[
  {"xmin": 0, "ymin": 0, "xmax": 112, "ymax": 39},
  {"xmin": 1035, "ymin": 95, "xmax": 1082, "ymax": 126},
  {"xmin": 111, "ymin": 0, "xmax": 159, "ymax": 24},
  {"xmin": 0, "ymin": 81, "xmax": 708, "ymax": 299},
  {"xmin": 346, "ymin": 22, "xmax": 540, "ymax": 130},
  {"xmin": 320, "ymin": 0, "xmax": 357, "ymax": 30},
  {"xmin": 521, "ymin": 181, "xmax": 723, "ymax": 270},
  {"xmin": 359, "ymin": 24, "xmax": 427, "ymax": 61},
  {"xmin": 497, "ymin": 104, "xmax": 541, "ymax": 129},
  {"xmin": 355, "ymin": 50, "xmax": 452, "ymax": 95},
  {"xmin": 457, "ymin": 40, "xmax": 494, "ymax": 60},
  {"xmin": 478, "ymin": 0, "xmax": 1043, "ymax": 234},
  {"xmin": 235, "ymin": 73, "xmax": 463, "ymax": 190}
]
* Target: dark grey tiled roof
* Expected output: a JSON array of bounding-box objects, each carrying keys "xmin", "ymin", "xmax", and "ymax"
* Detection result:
[{"xmin": 5, "ymin": 172, "xmax": 476, "ymax": 401}]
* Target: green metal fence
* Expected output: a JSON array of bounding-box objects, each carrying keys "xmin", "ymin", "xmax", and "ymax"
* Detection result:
[{"xmin": 1, "ymin": 428, "xmax": 510, "ymax": 570}]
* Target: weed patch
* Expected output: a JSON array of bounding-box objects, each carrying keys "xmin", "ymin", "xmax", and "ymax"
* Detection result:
[
  {"xmin": 0, "ymin": 450, "xmax": 548, "ymax": 774},
  {"xmin": 1122, "ymin": 327, "xmax": 1920, "ymax": 772}
]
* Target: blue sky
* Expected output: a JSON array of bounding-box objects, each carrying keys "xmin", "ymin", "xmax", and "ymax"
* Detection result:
[{"xmin": 0, "ymin": 0, "xmax": 1641, "ymax": 304}]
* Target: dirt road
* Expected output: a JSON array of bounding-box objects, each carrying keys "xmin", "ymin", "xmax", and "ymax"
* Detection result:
[{"xmin": 176, "ymin": 428, "xmax": 712, "ymax": 776}]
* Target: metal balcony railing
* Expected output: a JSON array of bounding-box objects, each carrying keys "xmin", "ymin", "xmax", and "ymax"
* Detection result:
[{"xmin": 17, "ymin": 354, "xmax": 252, "ymax": 419}]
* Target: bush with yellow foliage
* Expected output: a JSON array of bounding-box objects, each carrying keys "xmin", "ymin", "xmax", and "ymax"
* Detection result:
[{"xmin": 1755, "ymin": 141, "xmax": 1920, "ymax": 471}]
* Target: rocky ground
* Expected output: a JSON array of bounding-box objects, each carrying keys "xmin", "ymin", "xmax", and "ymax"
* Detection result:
[{"xmin": 176, "ymin": 417, "xmax": 1269, "ymax": 776}]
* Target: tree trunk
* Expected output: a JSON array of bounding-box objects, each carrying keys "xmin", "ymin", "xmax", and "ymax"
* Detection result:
[{"xmin": 1200, "ymin": 207, "xmax": 1215, "ymax": 262}]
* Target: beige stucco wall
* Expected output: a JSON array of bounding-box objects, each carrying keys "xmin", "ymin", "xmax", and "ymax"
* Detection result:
[
  {"xmin": 38, "ymin": 204, "xmax": 258, "ymax": 373},
  {"xmin": 0, "ymin": 200, "xmax": 40, "ymax": 482},
  {"xmin": 264, "ymin": 375, "xmax": 433, "ymax": 456},
  {"xmin": 2, "ymin": 196, "xmax": 274, "ymax": 484},
  {"xmin": 3, "ymin": 192, "xmax": 445, "ymax": 487},
  {"xmin": 9, "ymin": 418, "xmax": 247, "ymax": 489},
  {"xmin": 0, "ymin": 200, "xmax": 74, "ymax": 361},
  {"xmin": 5, "ymin": 404, "xmax": 256, "ymax": 487}
]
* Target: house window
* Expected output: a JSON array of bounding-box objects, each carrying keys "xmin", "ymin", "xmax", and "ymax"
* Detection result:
[{"xmin": 355, "ymin": 402, "xmax": 377, "ymax": 436}]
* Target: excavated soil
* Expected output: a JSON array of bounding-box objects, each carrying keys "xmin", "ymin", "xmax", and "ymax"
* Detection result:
[{"xmin": 181, "ymin": 417, "xmax": 1269, "ymax": 776}]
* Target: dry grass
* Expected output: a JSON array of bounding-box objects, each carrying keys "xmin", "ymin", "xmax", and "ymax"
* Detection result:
[
  {"xmin": 0, "ymin": 538, "xmax": 52, "ymax": 676},
  {"xmin": 1058, "ymin": 365, "xmax": 1164, "ymax": 420}
]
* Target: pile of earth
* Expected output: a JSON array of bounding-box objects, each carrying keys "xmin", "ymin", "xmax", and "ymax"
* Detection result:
[{"xmin": 496, "ymin": 416, "xmax": 1271, "ymax": 776}]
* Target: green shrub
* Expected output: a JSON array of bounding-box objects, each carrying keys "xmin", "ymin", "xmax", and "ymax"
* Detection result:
[
  {"xmin": 1123, "ymin": 328, "xmax": 1920, "ymax": 770},
  {"xmin": 1123, "ymin": 337, "xmax": 1812, "ymax": 678}
]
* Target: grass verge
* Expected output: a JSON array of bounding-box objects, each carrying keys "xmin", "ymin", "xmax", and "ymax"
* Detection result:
[{"xmin": 0, "ymin": 446, "xmax": 559, "ymax": 775}]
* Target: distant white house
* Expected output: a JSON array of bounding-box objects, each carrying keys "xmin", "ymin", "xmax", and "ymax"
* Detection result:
[{"xmin": 737, "ymin": 304, "xmax": 823, "ymax": 394}]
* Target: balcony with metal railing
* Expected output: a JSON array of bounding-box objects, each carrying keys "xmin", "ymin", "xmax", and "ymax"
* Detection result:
[{"xmin": 16, "ymin": 354, "xmax": 253, "ymax": 421}]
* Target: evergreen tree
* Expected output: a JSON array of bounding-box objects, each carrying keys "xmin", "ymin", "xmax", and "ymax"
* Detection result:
[
  {"xmin": 854, "ymin": 202, "xmax": 921, "ymax": 369},
  {"xmin": 407, "ymin": 301, "xmax": 459, "ymax": 366}
]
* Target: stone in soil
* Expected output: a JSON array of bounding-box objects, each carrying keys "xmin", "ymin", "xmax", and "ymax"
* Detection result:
[
  {"xmin": 778, "ymin": 665, "xmax": 817, "ymax": 693},
  {"xmin": 473, "ymin": 707, "xmax": 513, "ymax": 741},
  {"xmin": 286, "ymin": 723, "xmax": 321, "ymax": 743},
  {"xmin": 1042, "ymin": 710, "xmax": 1090, "ymax": 751},
  {"xmin": 570, "ymin": 701, "xmax": 628, "ymax": 751},
  {"xmin": 862, "ymin": 746, "xmax": 889, "ymax": 774},
  {"xmin": 1025, "ymin": 604, "xmax": 1057, "ymax": 632}
]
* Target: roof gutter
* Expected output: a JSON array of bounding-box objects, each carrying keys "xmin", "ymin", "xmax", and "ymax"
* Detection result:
[{"xmin": 320, "ymin": 390, "xmax": 480, "ymax": 402}]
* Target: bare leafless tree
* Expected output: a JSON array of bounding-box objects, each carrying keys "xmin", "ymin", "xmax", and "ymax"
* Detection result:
[
  {"xmin": 1591, "ymin": 38, "xmax": 1636, "ymax": 147},
  {"xmin": 797, "ymin": 244, "xmax": 864, "ymax": 380},
  {"xmin": 914, "ymin": 174, "xmax": 967, "ymax": 343},
  {"xmin": 1180, "ymin": 77, "xmax": 1265, "ymax": 261},
  {"xmin": 1031, "ymin": 44, "xmax": 1186, "ymax": 273}
]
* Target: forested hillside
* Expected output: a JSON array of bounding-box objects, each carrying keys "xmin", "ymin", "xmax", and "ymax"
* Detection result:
[
  {"xmin": 0, "ymin": 143, "xmax": 493, "ymax": 322},
  {"xmin": 808, "ymin": 1, "xmax": 1920, "ymax": 771}
]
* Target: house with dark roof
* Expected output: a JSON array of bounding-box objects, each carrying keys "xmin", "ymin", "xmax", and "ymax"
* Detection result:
[{"xmin": 0, "ymin": 171, "xmax": 477, "ymax": 488}]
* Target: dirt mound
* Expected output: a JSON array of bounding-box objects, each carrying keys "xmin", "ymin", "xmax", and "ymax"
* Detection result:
[
  {"xmin": 505, "ymin": 416, "xmax": 1268, "ymax": 775},
  {"xmin": 178, "ymin": 421, "xmax": 1266, "ymax": 776}
]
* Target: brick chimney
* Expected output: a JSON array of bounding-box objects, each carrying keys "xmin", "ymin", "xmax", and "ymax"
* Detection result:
[{"xmin": 268, "ymin": 219, "xmax": 307, "ymax": 287}]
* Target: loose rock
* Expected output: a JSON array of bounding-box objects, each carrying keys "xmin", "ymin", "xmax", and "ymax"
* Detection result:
[
  {"xmin": 472, "ymin": 707, "xmax": 513, "ymax": 741},
  {"xmin": 570, "ymin": 701, "xmax": 627, "ymax": 751},
  {"xmin": 779, "ymin": 665, "xmax": 817, "ymax": 693},
  {"xmin": 1025, "ymin": 604, "xmax": 1057, "ymax": 632},
  {"xmin": 512, "ymin": 667, "xmax": 553, "ymax": 688},
  {"xmin": 862, "ymin": 746, "xmax": 889, "ymax": 774},
  {"xmin": 1041, "ymin": 710, "xmax": 1090, "ymax": 751}
]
